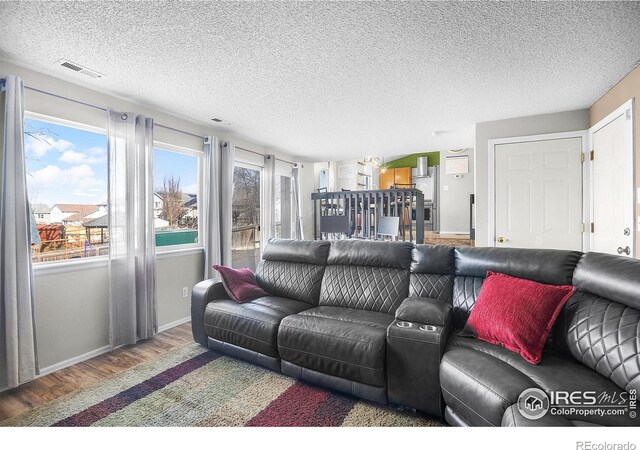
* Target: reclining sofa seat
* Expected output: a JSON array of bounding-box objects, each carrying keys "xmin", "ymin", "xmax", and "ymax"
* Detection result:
[
  {"xmin": 277, "ymin": 240, "xmax": 414, "ymax": 404},
  {"xmin": 191, "ymin": 239, "xmax": 640, "ymax": 427},
  {"xmin": 440, "ymin": 247, "xmax": 640, "ymax": 427},
  {"xmin": 191, "ymin": 239, "xmax": 330, "ymax": 371}
]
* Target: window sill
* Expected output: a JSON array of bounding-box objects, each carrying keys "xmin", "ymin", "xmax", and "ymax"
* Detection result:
[
  {"xmin": 156, "ymin": 247, "xmax": 204, "ymax": 260},
  {"xmin": 32, "ymin": 247, "xmax": 204, "ymax": 276},
  {"xmin": 33, "ymin": 256, "xmax": 109, "ymax": 277}
]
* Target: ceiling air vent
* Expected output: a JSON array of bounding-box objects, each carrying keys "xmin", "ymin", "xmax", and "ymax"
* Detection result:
[{"xmin": 56, "ymin": 59, "xmax": 104, "ymax": 79}]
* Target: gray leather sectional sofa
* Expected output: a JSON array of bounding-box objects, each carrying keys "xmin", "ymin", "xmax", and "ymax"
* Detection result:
[{"xmin": 191, "ymin": 239, "xmax": 640, "ymax": 427}]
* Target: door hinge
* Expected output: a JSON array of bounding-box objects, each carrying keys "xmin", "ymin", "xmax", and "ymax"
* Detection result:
[
  {"xmin": 590, "ymin": 150, "xmax": 595, "ymax": 161},
  {"xmin": 581, "ymin": 223, "xmax": 585, "ymax": 233},
  {"xmin": 581, "ymin": 153, "xmax": 585, "ymax": 163},
  {"xmin": 590, "ymin": 222, "xmax": 595, "ymax": 233},
  {"xmin": 626, "ymin": 109, "xmax": 632, "ymax": 120}
]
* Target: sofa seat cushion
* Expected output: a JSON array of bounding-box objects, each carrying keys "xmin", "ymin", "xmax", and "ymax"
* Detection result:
[
  {"xmin": 278, "ymin": 306, "xmax": 394, "ymax": 387},
  {"xmin": 441, "ymin": 345, "xmax": 538, "ymax": 426},
  {"xmin": 204, "ymin": 296, "xmax": 312, "ymax": 358},
  {"xmin": 444, "ymin": 335, "xmax": 638, "ymax": 426}
]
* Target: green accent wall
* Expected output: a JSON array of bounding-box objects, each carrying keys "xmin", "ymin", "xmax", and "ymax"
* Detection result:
[{"xmin": 384, "ymin": 151, "xmax": 440, "ymax": 169}]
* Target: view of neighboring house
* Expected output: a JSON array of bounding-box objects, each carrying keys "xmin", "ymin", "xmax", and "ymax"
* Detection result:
[
  {"xmin": 31, "ymin": 203, "xmax": 51, "ymax": 224},
  {"xmin": 48, "ymin": 203, "xmax": 102, "ymax": 226}
]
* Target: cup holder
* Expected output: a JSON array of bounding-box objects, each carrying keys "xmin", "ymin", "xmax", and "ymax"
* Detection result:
[
  {"xmin": 419, "ymin": 325, "xmax": 438, "ymax": 332},
  {"xmin": 396, "ymin": 321, "xmax": 414, "ymax": 328}
]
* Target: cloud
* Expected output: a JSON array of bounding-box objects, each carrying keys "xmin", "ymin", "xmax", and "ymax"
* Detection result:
[
  {"xmin": 25, "ymin": 133, "xmax": 73, "ymax": 157},
  {"xmin": 73, "ymin": 192, "xmax": 97, "ymax": 198},
  {"xmin": 29, "ymin": 164, "xmax": 102, "ymax": 190},
  {"xmin": 59, "ymin": 150, "xmax": 106, "ymax": 165}
]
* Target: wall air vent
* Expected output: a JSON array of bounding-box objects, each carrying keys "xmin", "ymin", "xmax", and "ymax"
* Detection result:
[{"xmin": 56, "ymin": 59, "xmax": 104, "ymax": 79}]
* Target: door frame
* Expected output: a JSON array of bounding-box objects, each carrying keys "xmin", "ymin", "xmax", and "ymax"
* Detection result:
[
  {"xmin": 588, "ymin": 98, "xmax": 635, "ymax": 257},
  {"xmin": 487, "ymin": 130, "xmax": 589, "ymax": 249}
]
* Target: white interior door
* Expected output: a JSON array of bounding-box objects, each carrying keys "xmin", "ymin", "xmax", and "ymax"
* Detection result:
[
  {"xmin": 495, "ymin": 137, "xmax": 583, "ymax": 250},
  {"xmin": 591, "ymin": 105, "xmax": 634, "ymax": 257}
]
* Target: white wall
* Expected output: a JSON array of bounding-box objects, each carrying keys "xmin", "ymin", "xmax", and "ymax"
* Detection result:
[
  {"xmin": 474, "ymin": 110, "xmax": 589, "ymax": 247},
  {"xmin": 439, "ymin": 149, "xmax": 475, "ymax": 233},
  {"xmin": 1, "ymin": 60, "xmax": 311, "ymax": 373}
]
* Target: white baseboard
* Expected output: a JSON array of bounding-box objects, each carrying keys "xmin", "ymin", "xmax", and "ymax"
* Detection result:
[
  {"xmin": 158, "ymin": 316, "xmax": 191, "ymax": 333},
  {"xmin": 38, "ymin": 344, "xmax": 112, "ymax": 377},
  {"xmin": 36, "ymin": 317, "xmax": 191, "ymax": 378}
]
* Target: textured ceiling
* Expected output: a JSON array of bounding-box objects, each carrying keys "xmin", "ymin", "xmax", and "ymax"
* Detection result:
[{"xmin": 1, "ymin": 1, "xmax": 639, "ymax": 161}]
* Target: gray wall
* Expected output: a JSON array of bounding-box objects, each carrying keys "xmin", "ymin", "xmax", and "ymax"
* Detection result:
[
  {"xmin": 474, "ymin": 109, "xmax": 589, "ymax": 247},
  {"xmin": 35, "ymin": 252, "xmax": 203, "ymax": 370},
  {"xmin": 439, "ymin": 149, "xmax": 474, "ymax": 233}
]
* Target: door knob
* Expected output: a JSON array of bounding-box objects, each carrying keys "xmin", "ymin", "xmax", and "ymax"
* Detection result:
[
  {"xmin": 617, "ymin": 246, "xmax": 631, "ymax": 255},
  {"xmin": 497, "ymin": 236, "xmax": 506, "ymax": 244}
]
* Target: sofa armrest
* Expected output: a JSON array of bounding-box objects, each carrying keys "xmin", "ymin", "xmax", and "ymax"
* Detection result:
[
  {"xmin": 191, "ymin": 279, "xmax": 229, "ymax": 346},
  {"xmin": 395, "ymin": 297, "xmax": 452, "ymax": 327}
]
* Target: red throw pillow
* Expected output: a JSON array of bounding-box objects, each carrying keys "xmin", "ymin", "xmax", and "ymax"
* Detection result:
[
  {"xmin": 212, "ymin": 265, "xmax": 268, "ymax": 304},
  {"xmin": 461, "ymin": 271, "xmax": 576, "ymax": 364}
]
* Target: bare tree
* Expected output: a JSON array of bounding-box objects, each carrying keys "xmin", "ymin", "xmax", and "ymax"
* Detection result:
[
  {"xmin": 232, "ymin": 167, "xmax": 260, "ymax": 227},
  {"xmin": 157, "ymin": 176, "xmax": 186, "ymax": 227}
]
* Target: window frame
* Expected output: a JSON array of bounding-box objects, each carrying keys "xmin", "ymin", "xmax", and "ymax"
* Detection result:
[
  {"xmin": 153, "ymin": 141, "xmax": 204, "ymax": 254},
  {"xmin": 24, "ymin": 111, "xmax": 110, "ymax": 272},
  {"xmin": 231, "ymin": 160, "xmax": 263, "ymax": 265}
]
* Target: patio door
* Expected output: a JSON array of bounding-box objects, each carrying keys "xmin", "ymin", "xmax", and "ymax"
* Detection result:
[{"xmin": 231, "ymin": 162, "xmax": 262, "ymax": 270}]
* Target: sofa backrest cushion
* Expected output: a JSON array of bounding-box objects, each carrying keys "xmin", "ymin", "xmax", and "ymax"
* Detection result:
[
  {"xmin": 554, "ymin": 290, "xmax": 640, "ymax": 393},
  {"xmin": 455, "ymin": 247, "xmax": 582, "ymax": 285},
  {"xmin": 320, "ymin": 240, "xmax": 412, "ymax": 314},
  {"xmin": 410, "ymin": 245, "xmax": 455, "ymax": 302},
  {"xmin": 572, "ymin": 252, "xmax": 640, "ymax": 310},
  {"xmin": 256, "ymin": 239, "xmax": 331, "ymax": 305},
  {"xmin": 451, "ymin": 247, "xmax": 583, "ymax": 328}
]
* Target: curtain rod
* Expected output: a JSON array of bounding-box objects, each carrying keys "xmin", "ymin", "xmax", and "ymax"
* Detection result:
[
  {"xmin": 236, "ymin": 146, "xmax": 296, "ymax": 166},
  {"xmin": 25, "ymin": 84, "xmax": 298, "ymax": 166}
]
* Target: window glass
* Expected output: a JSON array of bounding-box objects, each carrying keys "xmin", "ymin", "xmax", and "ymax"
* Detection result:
[
  {"xmin": 153, "ymin": 147, "xmax": 200, "ymax": 248},
  {"xmin": 24, "ymin": 118, "xmax": 108, "ymax": 263},
  {"xmin": 232, "ymin": 165, "xmax": 261, "ymax": 270}
]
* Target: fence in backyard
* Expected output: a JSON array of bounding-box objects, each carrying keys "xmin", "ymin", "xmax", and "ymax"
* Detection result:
[{"xmin": 232, "ymin": 224, "xmax": 260, "ymax": 250}]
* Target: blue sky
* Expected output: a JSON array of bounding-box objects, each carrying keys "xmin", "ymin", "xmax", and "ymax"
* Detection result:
[
  {"xmin": 24, "ymin": 118, "xmax": 199, "ymax": 207},
  {"xmin": 153, "ymin": 148, "xmax": 198, "ymax": 195},
  {"xmin": 25, "ymin": 118, "xmax": 108, "ymax": 206}
]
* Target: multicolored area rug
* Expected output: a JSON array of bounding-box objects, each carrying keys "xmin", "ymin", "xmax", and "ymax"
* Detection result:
[{"xmin": 1, "ymin": 344, "xmax": 444, "ymax": 427}]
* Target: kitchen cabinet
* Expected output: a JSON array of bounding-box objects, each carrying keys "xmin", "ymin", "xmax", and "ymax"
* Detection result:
[{"xmin": 378, "ymin": 167, "xmax": 412, "ymax": 189}]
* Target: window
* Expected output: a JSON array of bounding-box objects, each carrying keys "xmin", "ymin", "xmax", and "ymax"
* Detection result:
[
  {"xmin": 24, "ymin": 117, "xmax": 108, "ymax": 263},
  {"xmin": 231, "ymin": 163, "xmax": 261, "ymax": 270},
  {"xmin": 153, "ymin": 146, "xmax": 201, "ymax": 249},
  {"xmin": 275, "ymin": 174, "xmax": 293, "ymax": 239}
]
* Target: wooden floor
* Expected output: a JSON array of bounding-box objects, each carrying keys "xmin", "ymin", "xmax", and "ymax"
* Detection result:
[
  {"xmin": 424, "ymin": 232, "xmax": 474, "ymax": 247},
  {"xmin": 0, "ymin": 322, "xmax": 193, "ymax": 422}
]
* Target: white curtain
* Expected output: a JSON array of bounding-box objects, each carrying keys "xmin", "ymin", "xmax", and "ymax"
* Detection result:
[
  {"xmin": 263, "ymin": 154, "xmax": 276, "ymax": 247},
  {"xmin": 0, "ymin": 75, "xmax": 38, "ymax": 390},
  {"xmin": 107, "ymin": 110, "xmax": 157, "ymax": 348},
  {"xmin": 291, "ymin": 165, "xmax": 304, "ymax": 239},
  {"xmin": 203, "ymin": 137, "xmax": 235, "ymax": 279}
]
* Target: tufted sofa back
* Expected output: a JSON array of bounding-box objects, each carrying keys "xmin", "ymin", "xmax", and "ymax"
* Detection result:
[
  {"xmin": 319, "ymin": 240, "xmax": 413, "ymax": 314},
  {"xmin": 410, "ymin": 245, "xmax": 455, "ymax": 302},
  {"xmin": 256, "ymin": 239, "xmax": 331, "ymax": 305},
  {"xmin": 451, "ymin": 247, "xmax": 583, "ymax": 328},
  {"xmin": 554, "ymin": 252, "xmax": 640, "ymax": 393}
]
